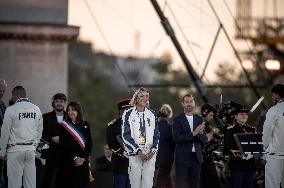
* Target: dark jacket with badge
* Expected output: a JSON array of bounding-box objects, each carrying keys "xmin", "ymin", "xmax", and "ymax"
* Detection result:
[
  {"xmin": 106, "ymin": 117, "xmax": 129, "ymax": 174},
  {"xmin": 224, "ymin": 122, "xmax": 256, "ymax": 171}
]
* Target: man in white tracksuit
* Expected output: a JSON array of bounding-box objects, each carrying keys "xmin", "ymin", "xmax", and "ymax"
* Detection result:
[
  {"xmin": 262, "ymin": 84, "xmax": 284, "ymax": 188},
  {"xmin": 0, "ymin": 86, "xmax": 43, "ymax": 188},
  {"xmin": 122, "ymin": 87, "xmax": 159, "ymax": 188}
]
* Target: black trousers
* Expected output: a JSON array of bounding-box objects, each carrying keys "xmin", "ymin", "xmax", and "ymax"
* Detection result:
[
  {"xmin": 175, "ymin": 154, "xmax": 201, "ymax": 188},
  {"xmin": 0, "ymin": 159, "xmax": 8, "ymax": 188},
  {"xmin": 154, "ymin": 165, "xmax": 173, "ymax": 188},
  {"xmin": 200, "ymin": 161, "xmax": 222, "ymax": 188},
  {"xmin": 40, "ymin": 155, "xmax": 61, "ymax": 188}
]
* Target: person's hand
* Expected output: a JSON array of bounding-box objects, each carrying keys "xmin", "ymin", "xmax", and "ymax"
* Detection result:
[
  {"xmin": 52, "ymin": 136, "xmax": 60, "ymax": 143},
  {"xmin": 231, "ymin": 150, "xmax": 242, "ymax": 159},
  {"xmin": 0, "ymin": 156, "xmax": 6, "ymax": 160},
  {"xmin": 212, "ymin": 127, "xmax": 220, "ymax": 134},
  {"xmin": 75, "ymin": 157, "xmax": 85, "ymax": 166},
  {"xmin": 146, "ymin": 151, "xmax": 154, "ymax": 160},
  {"xmin": 207, "ymin": 132, "xmax": 214, "ymax": 141},
  {"xmin": 242, "ymin": 153, "xmax": 253, "ymax": 160},
  {"xmin": 193, "ymin": 122, "xmax": 205, "ymax": 136},
  {"xmin": 137, "ymin": 151, "xmax": 147, "ymax": 161}
]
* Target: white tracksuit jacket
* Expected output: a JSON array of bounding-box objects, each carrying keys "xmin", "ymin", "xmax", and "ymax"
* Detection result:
[
  {"xmin": 122, "ymin": 107, "xmax": 159, "ymax": 188},
  {"xmin": 263, "ymin": 100, "xmax": 284, "ymax": 157},
  {"xmin": 0, "ymin": 98, "xmax": 43, "ymax": 156},
  {"xmin": 262, "ymin": 100, "xmax": 284, "ymax": 188}
]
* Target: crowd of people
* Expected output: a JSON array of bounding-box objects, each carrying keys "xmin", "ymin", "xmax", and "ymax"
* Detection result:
[
  {"xmin": 0, "ymin": 80, "xmax": 92, "ymax": 188},
  {"xmin": 0, "ymin": 78, "xmax": 283, "ymax": 188}
]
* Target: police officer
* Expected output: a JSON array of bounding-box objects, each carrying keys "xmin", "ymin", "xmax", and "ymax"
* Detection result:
[
  {"xmin": 224, "ymin": 104, "xmax": 256, "ymax": 188},
  {"xmin": 0, "ymin": 86, "xmax": 43, "ymax": 188},
  {"xmin": 40, "ymin": 93, "xmax": 67, "ymax": 188},
  {"xmin": 106, "ymin": 98, "xmax": 132, "ymax": 188}
]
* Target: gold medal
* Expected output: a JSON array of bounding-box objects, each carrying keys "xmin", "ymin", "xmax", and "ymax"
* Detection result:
[{"xmin": 139, "ymin": 135, "xmax": 146, "ymax": 144}]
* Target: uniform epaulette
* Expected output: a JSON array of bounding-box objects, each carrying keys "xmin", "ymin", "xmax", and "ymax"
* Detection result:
[
  {"xmin": 227, "ymin": 125, "xmax": 234, "ymax": 130},
  {"xmin": 107, "ymin": 119, "xmax": 117, "ymax": 126}
]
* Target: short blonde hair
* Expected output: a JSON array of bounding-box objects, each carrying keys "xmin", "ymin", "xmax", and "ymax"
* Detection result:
[
  {"xmin": 130, "ymin": 87, "xmax": 149, "ymax": 106},
  {"xmin": 0, "ymin": 79, "xmax": 7, "ymax": 88},
  {"xmin": 158, "ymin": 104, "xmax": 173, "ymax": 118}
]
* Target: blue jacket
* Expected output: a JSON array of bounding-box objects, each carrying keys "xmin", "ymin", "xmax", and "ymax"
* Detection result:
[
  {"xmin": 156, "ymin": 118, "xmax": 175, "ymax": 166},
  {"xmin": 172, "ymin": 113, "xmax": 207, "ymax": 166}
]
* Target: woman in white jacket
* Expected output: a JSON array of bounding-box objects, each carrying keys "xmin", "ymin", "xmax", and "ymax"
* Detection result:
[{"xmin": 122, "ymin": 87, "xmax": 159, "ymax": 188}]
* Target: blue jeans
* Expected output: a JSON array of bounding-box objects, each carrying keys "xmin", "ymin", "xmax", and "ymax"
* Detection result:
[
  {"xmin": 113, "ymin": 174, "xmax": 130, "ymax": 188},
  {"xmin": 231, "ymin": 170, "xmax": 254, "ymax": 188}
]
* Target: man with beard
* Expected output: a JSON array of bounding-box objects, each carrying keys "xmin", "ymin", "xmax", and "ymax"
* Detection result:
[
  {"xmin": 40, "ymin": 93, "xmax": 67, "ymax": 188},
  {"xmin": 172, "ymin": 93, "xmax": 207, "ymax": 188}
]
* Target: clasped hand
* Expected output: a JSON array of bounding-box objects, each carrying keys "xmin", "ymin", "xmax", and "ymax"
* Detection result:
[
  {"xmin": 138, "ymin": 151, "xmax": 154, "ymax": 161},
  {"xmin": 75, "ymin": 157, "xmax": 85, "ymax": 166},
  {"xmin": 193, "ymin": 122, "xmax": 205, "ymax": 136}
]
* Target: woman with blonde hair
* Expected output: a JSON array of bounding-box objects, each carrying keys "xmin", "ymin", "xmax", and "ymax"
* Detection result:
[
  {"xmin": 154, "ymin": 104, "xmax": 175, "ymax": 188},
  {"xmin": 122, "ymin": 87, "xmax": 159, "ymax": 188}
]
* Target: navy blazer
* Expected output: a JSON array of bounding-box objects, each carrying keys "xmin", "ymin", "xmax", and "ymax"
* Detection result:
[
  {"xmin": 156, "ymin": 118, "xmax": 175, "ymax": 166},
  {"xmin": 172, "ymin": 113, "xmax": 207, "ymax": 166}
]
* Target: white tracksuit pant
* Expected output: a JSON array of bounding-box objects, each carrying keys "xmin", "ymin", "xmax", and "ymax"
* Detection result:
[
  {"xmin": 265, "ymin": 156, "xmax": 284, "ymax": 188},
  {"xmin": 128, "ymin": 154, "xmax": 156, "ymax": 188},
  {"xmin": 7, "ymin": 150, "xmax": 36, "ymax": 188}
]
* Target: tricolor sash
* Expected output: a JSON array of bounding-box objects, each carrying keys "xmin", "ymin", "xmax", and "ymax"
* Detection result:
[{"xmin": 60, "ymin": 120, "xmax": 86, "ymax": 149}]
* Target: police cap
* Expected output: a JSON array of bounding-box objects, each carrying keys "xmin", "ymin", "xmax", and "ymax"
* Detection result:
[
  {"xmin": 234, "ymin": 105, "xmax": 249, "ymax": 114},
  {"xmin": 117, "ymin": 98, "xmax": 132, "ymax": 111}
]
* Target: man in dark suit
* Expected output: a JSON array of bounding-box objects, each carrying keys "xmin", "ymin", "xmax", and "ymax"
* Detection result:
[
  {"xmin": 172, "ymin": 93, "xmax": 207, "ymax": 188},
  {"xmin": 40, "ymin": 93, "xmax": 67, "ymax": 188}
]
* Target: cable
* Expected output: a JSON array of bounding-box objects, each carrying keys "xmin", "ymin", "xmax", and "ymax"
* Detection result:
[
  {"xmin": 101, "ymin": 0, "xmax": 163, "ymax": 50},
  {"xmin": 165, "ymin": 0, "xmax": 211, "ymax": 83},
  {"xmin": 207, "ymin": 0, "xmax": 266, "ymax": 109},
  {"xmin": 222, "ymin": 0, "xmax": 266, "ymax": 79},
  {"xmin": 172, "ymin": 0, "xmax": 236, "ymax": 52},
  {"xmin": 179, "ymin": 0, "xmax": 216, "ymax": 23},
  {"xmin": 83, "ymin": 0, "xmax": 130, "ymax": 88}
]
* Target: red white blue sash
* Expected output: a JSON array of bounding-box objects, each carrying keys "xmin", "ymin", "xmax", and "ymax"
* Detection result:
[{"xmin": 60, "ymin": 120, "xmax": 86, "ymax": 149}]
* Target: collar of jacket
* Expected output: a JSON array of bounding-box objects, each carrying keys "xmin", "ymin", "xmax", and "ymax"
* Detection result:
[
  {"xmin": 278, "ymin": 99, "xmax": 284, "ymax": 103},
  {"xmin": 133, "ymin": 107, "xmax": 146, "ymax": 114},
  {"xmin": 15, "ymin": 98, "xmax": 29, "ymax": 103}
]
